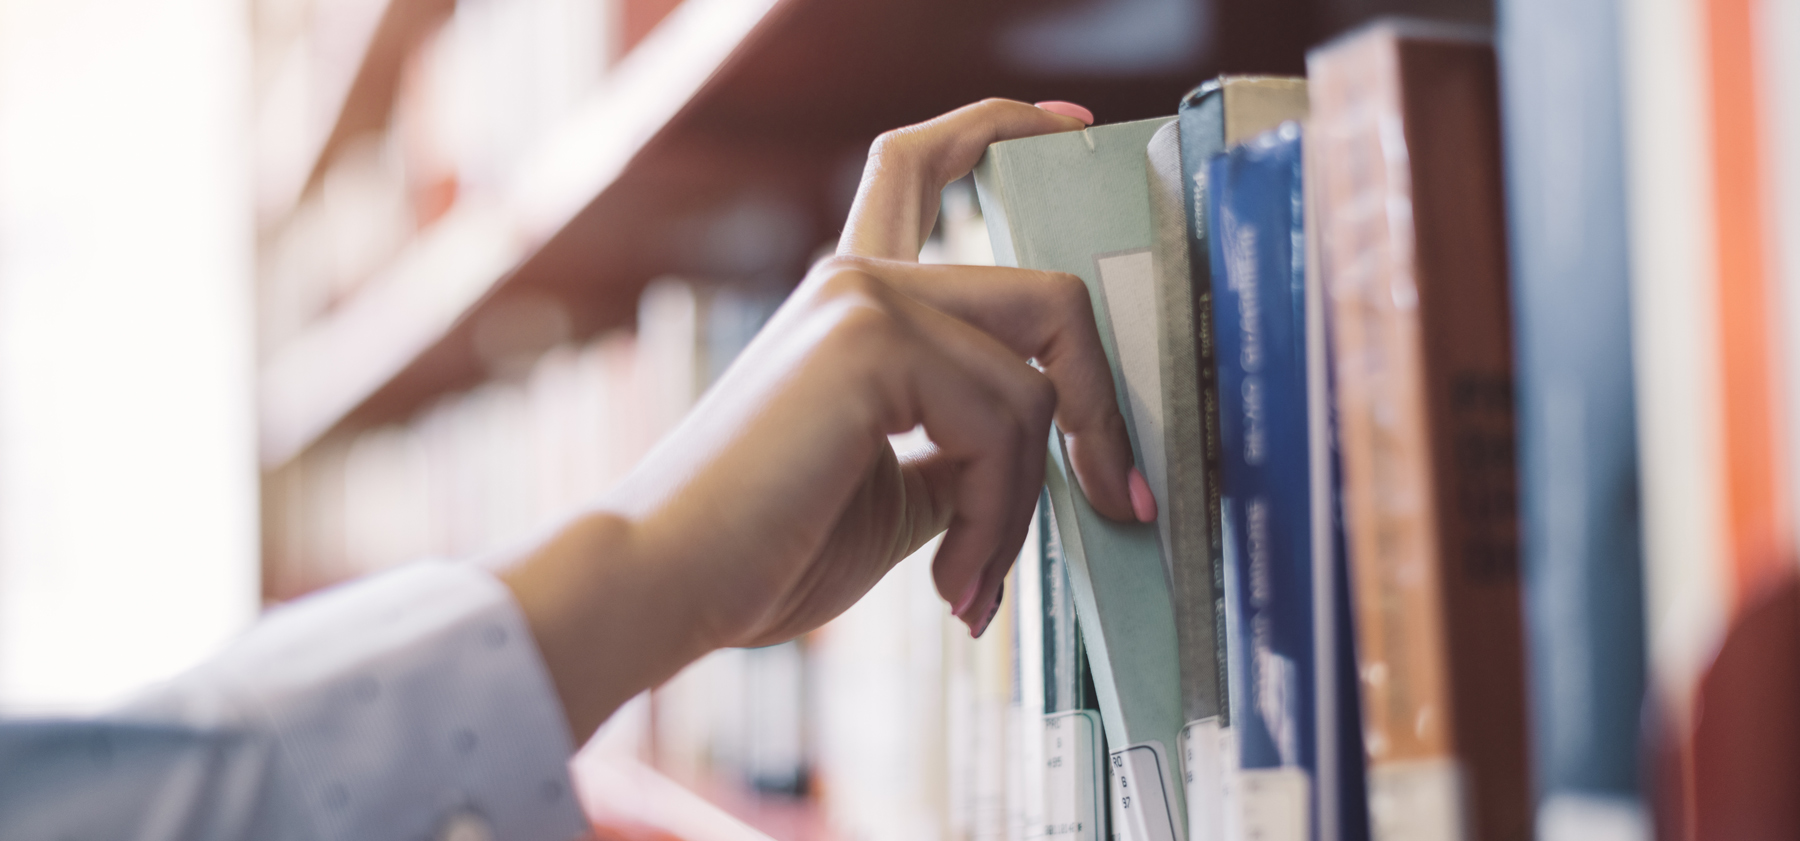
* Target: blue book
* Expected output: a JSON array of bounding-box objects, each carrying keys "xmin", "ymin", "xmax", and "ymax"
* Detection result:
[
  {"xmin": 1206, "ymin": 123, "xmax": 1318, "ymax": 840},
  {"xmin": 1499, "ymin": 0, "xmax": 1648, "ymax": 836}
]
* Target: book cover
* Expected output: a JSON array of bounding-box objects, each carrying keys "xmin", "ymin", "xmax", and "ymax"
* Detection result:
[
  {"xmin": 1619, "ymin": 0, "xmax": 1800, "ymax": 835},
  {"xmin": 1303, "ymin": 119, "xmax": 1372, "ymax": 841},
  {"xmin": 1167, "ymin": 77, "xmax": 1306, "ymax": 841},
  {"xmin": 1207, "ymin": 122, "xmax": 1317, "ymax": 841},
  {"xmin": 1497, "ymin": 0, "xmax": 1648, "ymax": 837},
  {"xmin": 976, "ymin": 116, "xmax": 1187, "ymax": 841},
  {"xmin": 1308, "ymin": 20, "xmax": 1530, "ymax": 841}
]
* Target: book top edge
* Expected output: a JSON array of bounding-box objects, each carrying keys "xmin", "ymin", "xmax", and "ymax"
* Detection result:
[
  {"xmin": 1310, "ymin": 15, "xmax": 1494, "ymax": 57},
  {"xmin": 1182, "ymin": 75, "xmax": 1307, "ymax": 108}
]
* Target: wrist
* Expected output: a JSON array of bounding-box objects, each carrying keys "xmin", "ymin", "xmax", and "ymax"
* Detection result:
[{"xmin": 500, "ymin": 509, "xmax": 716, "ymax": 743}]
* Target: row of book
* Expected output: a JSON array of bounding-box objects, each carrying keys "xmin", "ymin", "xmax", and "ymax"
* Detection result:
[
  {"xmin": 256, "ymin": 0, "xmax": 624, "ymax": 351},
  {"xmin": 976, "ymin": 5, "xmax": 1800, "ymax": 841},
  {"xmin": 261, "ymin": 280, "xmax": 781, "ymax": 597},
  {"xmin": 265, "ymin": 2, "xmax": 1800, "ymax": 838}
]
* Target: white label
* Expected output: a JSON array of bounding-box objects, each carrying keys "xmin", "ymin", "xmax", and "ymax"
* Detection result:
[
  {"xmin": 1042, "ymin": 710, "xmax": 1105, "ymax": 841},
  {"xmin": 1181, "ymin": 719, "xmax": 1224, "ymax": 841},
  {"xmin": 1110, "ymin": 741, "xmax": 1182, "ymax": 841},
  {"xmin": 1537, "ymin": 793, "xmax": 1649, "ymax": 841},
  {"xmin": 1219, "ymin": 727, "xmax": 1243, "ymax": 841},
  {"xmin": 1368, "ymin": 759, "xmax": 1467, "ymax": 841},
  {"xmin": 1239, "ymin": 767, "xmax": 1311, "ymax": 841}
]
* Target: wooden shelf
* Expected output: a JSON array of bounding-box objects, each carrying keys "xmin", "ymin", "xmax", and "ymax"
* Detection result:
[{"xmin": 259, "ymin": 0, "xmax": 1320, "ymax": 466}]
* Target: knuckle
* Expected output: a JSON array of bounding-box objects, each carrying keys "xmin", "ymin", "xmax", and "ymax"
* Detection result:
[
  {"xmin": 815, "ymin": 261, "xmax": 886, "ymax": 302},
  {"xmin": 974, "ymin": 97, "xmax": 1020, "ymax": 115},
  {"xmin": 823, "ymin": 291, "xmax": 903, "ymax": 351},
  {"xmin": 1044, "ymin": 271, "xmax": 1090, "ymax": 311},
  {"xmin": 868, "ymin": 127, "xmax": 921, "ymax": 164}
]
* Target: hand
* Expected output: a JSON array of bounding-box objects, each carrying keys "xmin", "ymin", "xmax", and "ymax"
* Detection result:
[{"xmin": 501, "ymin": 98, "xmax": 1147, "ymax": 742}]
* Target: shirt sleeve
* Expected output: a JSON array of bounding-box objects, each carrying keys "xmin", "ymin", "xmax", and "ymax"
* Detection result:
[{"xmin": 0, "ymin": 561, "xmax": 592, "ymax": 841}]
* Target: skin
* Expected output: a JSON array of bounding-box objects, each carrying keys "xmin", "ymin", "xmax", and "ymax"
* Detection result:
[{"xmin": 500, "ymin": 99, "xmax": 1148, "ymax": 743}]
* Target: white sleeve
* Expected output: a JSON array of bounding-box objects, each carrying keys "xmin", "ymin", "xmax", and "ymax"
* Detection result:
[{"xmin": 100, "ymin": 560, "xmax": 591, "ymax": 841}]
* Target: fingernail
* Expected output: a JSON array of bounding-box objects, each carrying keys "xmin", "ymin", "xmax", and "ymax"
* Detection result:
[
  {"xmin": 971, "ymin": 582, "xmax": 1005, "ymax": 638},
  {"xmin": 1127, "ymin": 467, "xmax": 1157, "ymax": 523},
  {"xmin": 1034, "ymin": 100, "xmax": 1094, "ymax": 126},
  {"xmin": 952, "ymin": 576, "xmax": 983, "ymax": 617}
]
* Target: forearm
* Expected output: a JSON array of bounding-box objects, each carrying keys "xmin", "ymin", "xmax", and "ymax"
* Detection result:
[{"xmin": 500, "ymin": 510, "xmax": 719, "ymax": 743}]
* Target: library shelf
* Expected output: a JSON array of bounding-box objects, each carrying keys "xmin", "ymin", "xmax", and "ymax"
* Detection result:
[
  {"xmin": 263, "ymin": 0, "xmax": 456, "ymax": 223},
  {"xmin": 256, "ymin": 0, "xmax": 1291, "ymax": 467}
]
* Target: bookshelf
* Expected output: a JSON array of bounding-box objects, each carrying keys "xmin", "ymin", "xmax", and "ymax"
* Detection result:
[
  {"xmin": 254, "ymin": 0, "xmax": 1280, "ymax": 468},
  {"xmin": 256, "ymin": 3, "xmax": 1535, "ymax": 840}
]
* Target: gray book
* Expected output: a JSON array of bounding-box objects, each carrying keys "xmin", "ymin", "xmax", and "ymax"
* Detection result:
[
  {"xmin": 976, "ymin": 117, "xmax": 1186, "ymax": 841},
  {"xmin": 1166, "ymin": 76, "xmax": 1309, "ymax": 729}
]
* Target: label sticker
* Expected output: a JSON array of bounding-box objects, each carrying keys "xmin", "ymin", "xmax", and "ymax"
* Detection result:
[
  {"xmin": 1181, "ymin": 719, "xmax": 1223, "ymax": 841},
  {"xmin": 1110, "ymin": 741, "xmax": 1182, "ymax": 841},
  {"xmin": 1239, "ymin": 766, "xmax": 1311, "ymax": 841},
  {"xmin": 1042, "ymin": 710, "xmax": 1105, "ymax": 841},
  {"xmin": 1368, "ymin": 759, "xmax": 1467, "ymax": 841}
]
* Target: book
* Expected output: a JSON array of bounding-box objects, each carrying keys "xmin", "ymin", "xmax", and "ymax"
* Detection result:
[
  {"xmin": 1206, "ymin": 122, "xmax": 1319, "ymax": 841},
  {"xmin": 976, "ymin": 116, "xmax": 1188, "ymax": 841},
  {"xmin": 1302, "ymin": 129, "xmax": 1372, "ymax": 841},
  {"xmin": 1619, "ymin": 0, "xmax": 1800, "ymax": 835},
  {"xmin": 1162, "ymin": 76, "xmax": 1307, "ymax": 841},
  {"xmin": 1036, "ymin": 495, "xmax": 1110, "ymax": 841},
  {"xmin": 1307, "ymin": 20, "xmax": 1530, "ymax": 841},
  {"xmin": 1496, "ymin": 0, "xmax": 1649, "ymax": 837}
]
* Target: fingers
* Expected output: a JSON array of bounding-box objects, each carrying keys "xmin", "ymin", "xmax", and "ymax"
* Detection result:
[
  {"xmin": 818, "ymin": 257, "xmax": 1141, "ymax": 524},
  {"xmin": 838, "ymin": 99, "xmax": 1092, "ymax": 261},
  {"xmin": 805, "ymin": 265, "xmax": 1054, "ymax": 635}
]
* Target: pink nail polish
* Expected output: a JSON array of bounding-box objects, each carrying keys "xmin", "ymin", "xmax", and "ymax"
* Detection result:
[
  {"xmin": 971, "ymin": 582, "xmax": 1005, "ymax": 638},
  {"xmin": 1034, "ymin": 100, "xmax": 1094, "ymax": 126},
  {"xmin": 1128, "ymin": 467, "xmax": 1157, "ymax": 523}
]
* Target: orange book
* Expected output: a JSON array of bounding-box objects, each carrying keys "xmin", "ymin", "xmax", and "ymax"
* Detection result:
[{"xmin": 1307, "ymin": 21, "xmax": 1529, "ymax": 841}]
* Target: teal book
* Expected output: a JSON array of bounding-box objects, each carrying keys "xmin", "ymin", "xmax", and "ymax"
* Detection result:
[
  {"xmin": 976, "ymin": 117, "xmax": 1186, "ymax": 841},
  {"xmin": 1499, "ymin": 0, "xmax": 1647, "ymax": 836}
]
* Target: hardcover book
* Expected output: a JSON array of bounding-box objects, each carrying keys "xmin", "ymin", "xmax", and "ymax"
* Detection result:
[
  {"xmin": 977, "ymin": 116, "xmax": 1187, "ymax": 841},
  {"xmin": 1497, "ymin": 0, "xmax": 1648, "ymax": 836},
  {"xmin": 1206, "ymin": 122, "xmax": 1317, "ymax": 841},
  {"xmin": 1308, "ymin": 20, "xmax": 1530, "ymax": 841},
  {"xmin": 1164, "ymin": 76, "xmax": 1306, "ymax": 841}
]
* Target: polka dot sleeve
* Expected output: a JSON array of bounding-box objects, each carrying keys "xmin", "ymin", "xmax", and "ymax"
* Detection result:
[{"xmin": 121, "ymin": 561, "xmax": 591, "ymax": 841}]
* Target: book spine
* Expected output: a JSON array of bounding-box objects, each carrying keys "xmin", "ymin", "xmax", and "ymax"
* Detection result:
[
  {"xmin": 1177, "ymin": 84, "xmax": 1234, "ymax": 734},
  {"xmin": 1497, "ymin": 0, "xmax": 1649, "ymax": 834},
  {"xmin": 1207, "ymin": 123, "xmax": 1318, "ymax": 841},
  {"xmin": 1304, "ymin": 118, "xmax": 1371, "ymax": 841},
  {"xmin": 1148, "ymin": 118, "xmax": 1225, "ymax": 731},
  {"xmin": 1308, "ymin": 23, "xmax": 1529, "ymax": 841}
]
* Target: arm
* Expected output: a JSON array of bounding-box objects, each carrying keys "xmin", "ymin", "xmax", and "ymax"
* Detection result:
[
  {"xmin": 0, "ymin": 99, "xmax": 1142, "ymax": 841},
  {"xmin": 501, "ymin": 97, "xmax": 1152, "ymax": 743}
]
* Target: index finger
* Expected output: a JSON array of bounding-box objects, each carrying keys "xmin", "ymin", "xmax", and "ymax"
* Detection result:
[{"xmin": 838, "ymin": 99, "xmax": 1092, "ymax": 262}]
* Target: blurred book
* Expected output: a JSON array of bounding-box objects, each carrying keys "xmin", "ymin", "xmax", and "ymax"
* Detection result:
[
  {"xmin": 1308, "ymin": 20, "xmax": 1529, "ymax": 841},
  {"xmin": 1164, "ymin": 74, "xmax": 1308, "ymax": 841},
  {"xmin": 1619, "ymin": 0, "xmax": 1800, "ymax": 836},
  {"xmin": 1496, "ymin": 0, "xmax": 1649, "ymax": 837}
]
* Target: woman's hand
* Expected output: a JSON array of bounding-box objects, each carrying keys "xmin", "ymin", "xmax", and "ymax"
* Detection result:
[{"xmin": 502, "ymin": 98, "xmax": 1149, "ymax": 742}]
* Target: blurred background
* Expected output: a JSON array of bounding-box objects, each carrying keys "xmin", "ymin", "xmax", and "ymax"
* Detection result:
[{"xmin": 0, "ymin": 0, "xmax": 1486, "ymax": 836}]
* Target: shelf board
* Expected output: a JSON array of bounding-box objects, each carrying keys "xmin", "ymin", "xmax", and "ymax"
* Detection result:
[
  {"xmin": 259, "ymin": 0, "xmax": 1316, "ymax": 466},
  {"xmin": 262, "ymin": 0, "xmax": 454, "ymax": 222}
]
